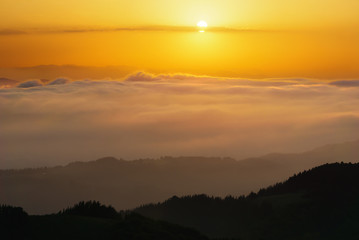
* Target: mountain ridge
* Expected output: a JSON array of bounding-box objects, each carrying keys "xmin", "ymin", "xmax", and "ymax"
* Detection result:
[
  {"xmin": 135, "ymin": 162, "xmax": 359, "ymax": 239},
  {"xmin": 2, "ymin": 162, "xmax": 359, "ymax": 239},
  {"xmin": 1, "ymin": 139, "xmax": 358, "ymax": 214}
]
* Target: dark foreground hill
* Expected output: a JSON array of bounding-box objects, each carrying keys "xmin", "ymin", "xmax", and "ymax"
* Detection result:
[
  {"xmin": 1, "ymin": 140, "xmax": 358, "ymax": 214},
  {"xmin": 0, "ymin": 201, "xmax": 208, "ymax": 240},
  {"xmin": 135, "ymin": 162, "xmax": 359, "ymax": 240},
  {"xmin": 2, "ymin": 163, "xmax": 359, "ymax": 240}
]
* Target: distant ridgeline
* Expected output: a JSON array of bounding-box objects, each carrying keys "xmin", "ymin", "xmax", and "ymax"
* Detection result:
[
  {"xmin": 1, "ymin": 162, "xmax": 359, "ymax": 240},
  {"xmin": 1, "ymin": 140, "xmax": 359, "ymax": 215}
]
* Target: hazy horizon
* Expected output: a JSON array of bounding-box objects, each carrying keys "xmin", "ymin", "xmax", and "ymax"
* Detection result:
[{"xmin": 1, "ymin": 72, "xmax": 359, "ymax": 168}]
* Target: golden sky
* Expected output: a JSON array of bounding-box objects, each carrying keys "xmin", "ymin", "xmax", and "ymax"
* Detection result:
[
  {"xmin": 1, "ymin": 0, "xmax": 359, "ymax": 29},
  {"xmin": 1, "ymin": 1, "xmax": 359, "ymax": 168},
  {"xmin": 1, "ymin": 0, "xmax": 359, "ymax": 78}
]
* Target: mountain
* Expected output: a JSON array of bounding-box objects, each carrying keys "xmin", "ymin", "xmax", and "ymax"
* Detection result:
[
  {"xmin": 1, "ymin": 140, "xmax": 359, "ymax": 214},
  {"xmin": 135, "ymin": 162, "xmax": 359, "ymax": 239},
  {"xmin": 3, "ymin": 162, "xmax": 358, "ymax": 240},
  {"xmin": 240, "ymin": 139, "xmax": 359, "ymax": 171},
  {"xmin": 0, "ymin": 201, "xmax": 208, "ymax": 240}
]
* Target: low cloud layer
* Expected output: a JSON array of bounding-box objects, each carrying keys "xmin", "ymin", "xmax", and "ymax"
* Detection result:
[
  {"xmin": 329, "ymin": 80, "xmax": 359, "ymax": 88},
  {"xmin": 47, "ymin": 78, "xmax": 71, "ymax": 85},
  {"xmin": 17, "ymin": 80, "xmax": 43, "ymax": 88},
  {"xmin": 0, "ymin": 26, "xmax": 259, "ymax": 36},
  {"xmin": 0, "ymin": 78, "xmax": 19, "ymax": 88},
  {"xmin": 1, "ymin": 73, "xmax": 359, "ymax": 168}
]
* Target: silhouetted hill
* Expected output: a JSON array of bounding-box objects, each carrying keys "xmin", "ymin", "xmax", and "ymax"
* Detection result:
[
  {"xmin": 66, "ymin": 156, "xmax": 126, "ymax": 168},
  {"xmin": 135, "ymin": 162, "xmax": 359, "ymax": 239},
  {"xmin": 257, "ymin": 162, "xmax": 359, "ymax": 198},
  {"xmin": 2, "ymin": 163, "xmax": 359, "ymax": 239},
  {"xmin": 1, "ymin": 140, "xmax": 358, "ymax": 214},
  {"xmin": 0, "ymin": 202, "xmax": 209, "ymax": 240}
]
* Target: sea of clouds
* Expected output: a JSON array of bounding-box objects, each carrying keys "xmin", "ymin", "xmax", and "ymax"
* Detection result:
[{"xmin": 1, "ymin": 72, "xmax": 359, "ymax": 168}]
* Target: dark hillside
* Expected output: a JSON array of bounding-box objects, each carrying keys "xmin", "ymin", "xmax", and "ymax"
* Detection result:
[
  {"xmin": 135, "ymin": 162, "xmax": 359, "ymax": 240},
  {"xmin": 0, "ymin": 202, "xmax": 209, "ymax": 240}
]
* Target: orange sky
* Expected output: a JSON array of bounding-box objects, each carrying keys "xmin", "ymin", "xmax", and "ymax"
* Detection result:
[
  {"xmin": 1, "ymin": 0, "xmax": 359, "ymax": 78},
  {"xmin": 2, "ymin": 0, "xmax": 359, "ymax": 29},
  {"xmin": 1, "ymin": 0, "xmax": 359, "ymax": 168}
]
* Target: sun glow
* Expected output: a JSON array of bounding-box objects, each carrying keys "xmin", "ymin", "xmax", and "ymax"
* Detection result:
[{"xmin": 197, "ymin": 20, "xmax": 208, "ymax": 28}]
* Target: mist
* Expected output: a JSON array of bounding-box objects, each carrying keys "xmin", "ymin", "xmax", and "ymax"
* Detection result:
[{"xmin": 1, "ymin": 72, "xmax": 359, "ymax": 168}]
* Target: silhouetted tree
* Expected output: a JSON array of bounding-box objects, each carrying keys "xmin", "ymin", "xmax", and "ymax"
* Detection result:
[{"xmin": 59, "ymin": 200, "xmax": 119, "ymax": 219}]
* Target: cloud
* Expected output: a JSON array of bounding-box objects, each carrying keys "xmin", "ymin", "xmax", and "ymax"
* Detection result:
[
  {"xmin": 125, "ymin": 72, "xmax": 161, "ymax": 82},
  {"xmin": 0, "ymin": 78, "xmax": 19, "ymax": 88},
  {"xmin": 329, "ymin": 80, "xmax": 359, "ymax": 88},
  {"xmin": 17, "ymin": 80, "xmax": 43, "ymax": 88},
  {"xmin": 1, "ymin": 26, "xmax": 262, "ymax": 35},
  {"xmin": 0, "ymin": 29, "xmax": 27, "ymax": 35},
  {"xmin": 47, "ymin": 78, "xmax": 71, "ymax": 85},
  {"xmin": 1, "ymin": 73, "xmax": 359, "ymax": 168},
  {"xmin": 0, "ymin": 65, "xmax": 135, "ymax": 82}
]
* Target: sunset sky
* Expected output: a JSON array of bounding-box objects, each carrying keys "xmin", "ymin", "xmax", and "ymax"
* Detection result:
[
  {"xmin": 1, "ymin": 1, "xmax": 359, "ymax": 168},
  {"xmin": 2, "ymin": 0, "xmax": 359, "ymax": 29},
  {"xmin": 1, "ymin": 0, "xmax": 359, "ymax": 78}
]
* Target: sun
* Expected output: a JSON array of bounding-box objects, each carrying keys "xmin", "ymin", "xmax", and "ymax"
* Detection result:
[{"xmin": 197, "ymin": 20, "xmax": 208, "ymax": 28}]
